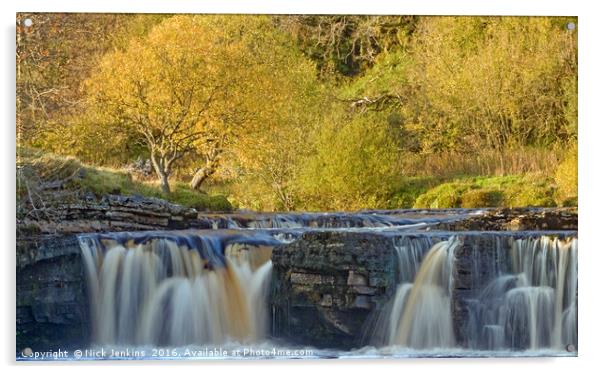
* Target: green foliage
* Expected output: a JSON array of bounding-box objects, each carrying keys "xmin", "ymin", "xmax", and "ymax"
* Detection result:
[
  {"xmin": 413, "ymin": 175, "xmax": 557, "ymax": 209},
  {"xmin": 389, "ymin": 177, "xmax": 440, "ymax": 208},
  {"xmin": 18, "ymin": 15, "xmax": 578, "ymax": 212},
  {"xmin": 561, "ymin": 196, "xmax": 578, "ymax": 207},
  {"xmin": 71, "ymin": 169, "xmax": 232, "ymax": 211},
  {"xmin": 165, "ymin": 183, "xmax": 232, "ymax": 212},
  {"xmin": 18, "ymin": 148, "xmax": 232, "ymax": 213},
  {"xmin": 414, "ymin": 182, "xmax": 470, "ymax": 209},
  {"xmin": 297, "ymin": 110, "xmax": 401, "ymax": 211},
  {"xmin": 461, "ymin": 189, "xmax": 504, "ymax": 208}
]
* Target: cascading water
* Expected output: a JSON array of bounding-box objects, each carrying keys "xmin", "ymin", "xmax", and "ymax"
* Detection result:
[
  {"xmin": 382, "ymin": 237, "xmax": 460, "ymax": 349},
  {"xmin": 465, "ymin": 236, "xmax": 578, "ymax": 351},
  {"xmin": 78, "ymin": 231, "xmax": 275, "ymax": 347},
  {"xmin": 72, "ymin": 210, "xmax": 576, "ymax": 357},
  {"xmin": 379, "ymin": 234, "xmax": 577, "ymax": 352},
  {"xmin": 203, "ymin": 211, "xmax": 457, "ymax": 230}
]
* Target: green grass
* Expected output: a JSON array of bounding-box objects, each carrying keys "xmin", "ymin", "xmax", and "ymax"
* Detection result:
[
  {"xmin": 412, "ymin": 175, "xmax": 558, "ymax": 208},
  {"xmin": 388, "ymin": 177, "xmax": 441, "ymax": 208},
  {"xmin": 18, "ymin": 148, "xmax": 232, "ymax": 212},
  {"xmin": 75, "ymin": 168, "xmax": 233, "ymax": 212}
]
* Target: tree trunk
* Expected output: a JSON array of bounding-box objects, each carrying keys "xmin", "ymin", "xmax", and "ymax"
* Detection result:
[
  {"xmin": 158, "ymin": 171, "xmax": 170, "ymax": 194},
  {"xmin": 150, "ymin": 151, "xmax": 171, "ymax": 193},
  {"xmin": 190, "ymin": 166, "xmax": 215, "ymax": 191}
]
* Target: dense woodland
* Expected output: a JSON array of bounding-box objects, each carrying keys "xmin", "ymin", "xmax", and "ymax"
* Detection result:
[{"xmin": 17, "ymin": 14, "xmax": 578, "ymax": 212}]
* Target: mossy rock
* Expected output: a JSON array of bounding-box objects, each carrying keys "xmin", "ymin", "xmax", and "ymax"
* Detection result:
[
  {"xmin": 505, "ymin": 179, "xmax": 557, "ymax": 207},
  {"xmin": 413, "ymin": 174, "xmax": 559, "ymax": 209}
]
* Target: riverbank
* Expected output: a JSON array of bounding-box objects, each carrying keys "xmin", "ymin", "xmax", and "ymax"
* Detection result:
[{"xmin": 18, "ymin": 149, "xmax": 577, "ymax": 216}]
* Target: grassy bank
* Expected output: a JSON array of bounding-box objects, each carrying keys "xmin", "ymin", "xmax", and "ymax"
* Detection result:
[
  {"xmin": 412, "ymin": 174, "xmax": 570, "ymax": 209},
  {"xmin": 17, "ymin": 148, "xmax": 576, "ymax": 213},
  {"xmin": 17, "ymin": 149, "xmax": 232, "ymax": 213}
]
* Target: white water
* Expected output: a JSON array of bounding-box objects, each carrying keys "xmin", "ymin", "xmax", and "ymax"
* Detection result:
[
  {"xmin": 76, "ymin": 214, "xmax": 577, "ymax": 357},
  {"xmin": 465, "ymin": 236, "xmax": 578, "ymax": 351},
  {"xmin": 504, "ymin": 237, "xmax": 578, "ymax": 349},
  {"xmin": 381, "ymin": 235, "xmax": 577, "ymax": 352},
  {"xmin": 79, "ymin": 234, "xmax": 273, "ymax": 347},
  {"xmin": 386, "ymin": 237, "xmax": 460, "ymax": 349}
]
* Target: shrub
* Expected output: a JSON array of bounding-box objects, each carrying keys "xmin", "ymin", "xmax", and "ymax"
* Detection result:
[
  {"xmin": 389, "ymin": 177, "xmax": 439, "ymax": 208},
  {"xmin": 413, "ymin": 175, "xmax": 558, "ymax": 209},
  {"xmin": 503, "ymin": 175, "xmax": 557, "ymax": 207},
  {"xmin": 561, "ymin": 196, "xmax": 578, "ymax": 207},
  {"xmin": 555, "ymin": 146, "xmax": 578, "ymax": 205},
  {"xmin": 413, "ymin": 182, "xmax": 470, "ymax": 208},
  {"xmin": 461, "ymin": 189, "xmax": 504, "ymax": 208}
]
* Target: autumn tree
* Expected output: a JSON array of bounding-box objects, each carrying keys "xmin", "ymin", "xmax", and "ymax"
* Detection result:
[
  {"xmin": 339, "ymin": 16, "xmax": 577, "ymax": 153},
  {"xmin": 214, "ymin": 18, "xmax": 323, "ymax": 211},
  {"xmin": 16, "ymin": 13, "xmax": 169, "ymax": 173},
  {"xmin": 17, "ymin": 13, "xmax": 122, "ymax": 145},
  {"xmin": 83, "ymin": 16, "xmax": 250, "ymax": 192},
  {"xmin": 83, "ymin": 15, "xmax": 321, "ymax": 195}
]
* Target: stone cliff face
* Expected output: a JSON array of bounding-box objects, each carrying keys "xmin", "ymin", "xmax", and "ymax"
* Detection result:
[
  {"xmin": 271, "ymin": 231, "xmax": 398, "ymax": 349},
  {"xmin": 16, "ymin": 194, "xmax": 211, "ymax": 352},
  {"xmin": 16, "ymin": 234, "xmax": 89, "ymax": 351}
]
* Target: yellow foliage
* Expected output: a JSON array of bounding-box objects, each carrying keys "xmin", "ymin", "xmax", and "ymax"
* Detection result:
[{"xmin": 555, "ymin": 144, "xmax": 578, "ymax": 204}]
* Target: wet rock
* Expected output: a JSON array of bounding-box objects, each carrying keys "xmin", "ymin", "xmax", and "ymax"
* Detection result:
[
  {"xmin": 272, "ymin": 229, "xmax": 578, "ymax": 351},
  {"xmin": 437, "ymin": 208, "xmax": 577, "ymax": 231},
  {"xmin": 270, "ymin": 231, "xmax": 398, "ymax": 349},
  {"xmin": 347, "ymin": 271, "xmax": 368, "ymax": 286},
  {"xmin": 16, "ymin": 235, "xmax": 89, "ymax": 351}
]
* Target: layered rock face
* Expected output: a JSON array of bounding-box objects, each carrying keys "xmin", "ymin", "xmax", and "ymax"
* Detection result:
[
  {"xmin": 18, "ymin": 194, "xmax": 205, "ymax": 234},
  {"xmin": 437, "ymin": 208, "xmax": 578, "ymax": 231},
  {"xmin": 271, "ymin": 231, "xmax": 398, "ymax": 349},
  {"xmin": 16, "ymin": 234, "xmax": 89, "ymax": 351}
]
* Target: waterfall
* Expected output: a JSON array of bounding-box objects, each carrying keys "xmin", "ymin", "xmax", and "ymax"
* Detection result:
[
  {"xmin": 385, "ymin": 237, "xmax": 460, "ymax": 349},
  {"xmin": 465, "ymin": 236, "xmax": 578, "ymax": 351},
  {"xmin": 78, "ymin": 232, "xmax": 274, "ymax": 347},
  {"xmin": 382, "ymin": 234, "xmax": 577, "ymax": 352}
]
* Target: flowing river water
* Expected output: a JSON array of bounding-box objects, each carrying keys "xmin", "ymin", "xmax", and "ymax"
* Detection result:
[{"xmin": 75, "ymin": 210, "xmax": 577, "ymax": 359}]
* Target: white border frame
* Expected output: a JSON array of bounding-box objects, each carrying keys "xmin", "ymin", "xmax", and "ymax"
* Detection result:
[{"xmin": 3, "ymin": 2, "xmax": 600, "ymax": 374}]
